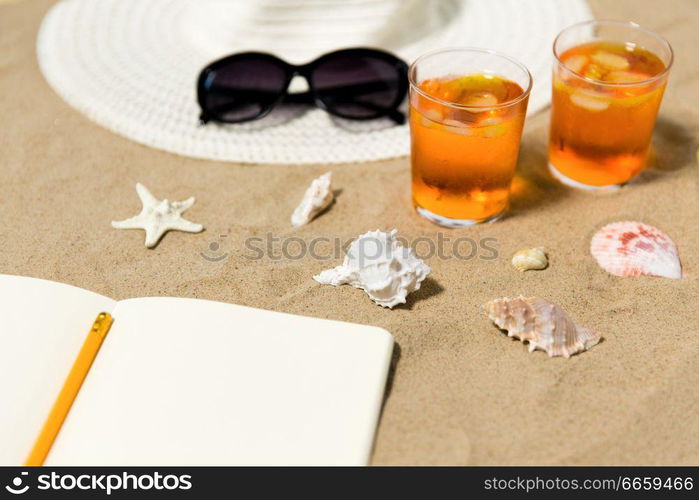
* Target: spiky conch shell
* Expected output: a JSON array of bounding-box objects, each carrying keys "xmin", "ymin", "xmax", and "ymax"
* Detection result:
[
  {"xmin": 314, "ymin": 229, "xmax": 430, "ymax": 308},
  {"xmin": 484, "ymin": 296, "xmax": 601, "ymax": 358},
  {"xmin": 590, "ymin": 221, "xmax": 681, "ymax": 279}
]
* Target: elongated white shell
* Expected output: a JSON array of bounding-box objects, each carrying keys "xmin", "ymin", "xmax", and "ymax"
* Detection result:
[
  {"xmin": 484, "ymin": 296, "xmax": 601, "ymax": 358},
  {"xmin": 314, "ymin": 229, "xmax": 431, "ymax": 308},
  {"xmin": 511, "ymin": 247, "xmax": 548, "ymax": 272},
  {"xmin": 291, "ymin": 172, "xmax": 333, "ymax": 227},
  {"xmin": 590, "ymin": 221, "xmax": 681, "ymax": 279}
]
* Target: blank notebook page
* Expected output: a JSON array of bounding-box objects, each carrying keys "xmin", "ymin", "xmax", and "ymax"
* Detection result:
[
  {"xmin": 47, "ymin": 297, "xmax": 394, "ymax": 465},
  {"xmin": 0, "ymin": 275, "xmax": 116, "ymax": 465}
]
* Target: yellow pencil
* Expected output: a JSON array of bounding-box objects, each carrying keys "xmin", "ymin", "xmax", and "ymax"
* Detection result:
[{"xmin": 25, "ymin": 312, "xmax": 113, "ymax": 466}]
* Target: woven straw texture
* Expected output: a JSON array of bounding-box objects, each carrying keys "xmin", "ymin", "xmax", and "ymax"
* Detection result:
[{"xmin": 37, "ymin": 0, "xmax": 592, "ymax": 164}]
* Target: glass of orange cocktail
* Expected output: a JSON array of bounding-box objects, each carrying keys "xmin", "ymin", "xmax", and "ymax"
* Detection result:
[
  {"xmin": 549, "ymin": 21, "xmax": 673, "ymax": 190},
  {"xmin": 409, "ymin": 49, "xmax": 531, "ymax": 227}
]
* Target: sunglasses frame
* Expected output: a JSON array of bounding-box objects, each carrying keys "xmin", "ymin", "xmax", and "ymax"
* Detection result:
[{"xmin": 197, "ymin": 48, "xmax": 408, "ymax": 125}]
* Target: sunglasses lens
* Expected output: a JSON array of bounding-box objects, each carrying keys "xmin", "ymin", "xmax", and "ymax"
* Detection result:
[
  {"xmin": 311, "ymin": 54, "xmax": 405, "ymax": 119},
  {"xmin": 201, "ymin": 57, "xmax": 288, "ymax": 122}
]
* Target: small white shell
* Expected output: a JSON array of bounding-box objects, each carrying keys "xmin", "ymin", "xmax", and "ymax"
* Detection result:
[
  {"xmin": 484, "ymin": 296, "xmax": 601, "ymax": 358},
  {"xmin": 590, "ymin": 221, "xmax": 681, "ymax": 279},
  {"xmin": 511, "ymin": 247, "xmax": 548, "ymax": 272},
  {"xmin": 291, "ymin": 172, "xmax": 333, "ymax": 227},
  {"xmin": 314, "ymin": 229, "xmax": 431, "ymax": 308}
]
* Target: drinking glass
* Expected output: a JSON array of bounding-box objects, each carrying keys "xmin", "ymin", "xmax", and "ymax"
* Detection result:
[
  {"xmin": 549, "ymin": 20, "xmax": 673, "ymax": 190},
  {"xmin": 409, "ymin": 48, "xmax": 531, "ymax": 227}
]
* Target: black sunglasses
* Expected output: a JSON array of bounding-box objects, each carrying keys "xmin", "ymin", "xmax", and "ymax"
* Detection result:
[{"xmin": 197, "ymin": 48, "xmax": 408, "ymax": 126}]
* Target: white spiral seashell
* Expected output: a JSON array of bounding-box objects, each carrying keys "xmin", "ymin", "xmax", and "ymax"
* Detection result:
[
  {"xmin": 314, "ymin": 229, "xmax": 431, "ymax": 308},
  {"xmin": 291, "ymin": 172, "xmax": 334, "ymax": 227}
]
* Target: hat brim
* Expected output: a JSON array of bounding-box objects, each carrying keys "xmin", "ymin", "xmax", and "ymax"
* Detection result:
[{"xmin": 37, "ymin": 0, "xmax": 592, "ymax": 164}]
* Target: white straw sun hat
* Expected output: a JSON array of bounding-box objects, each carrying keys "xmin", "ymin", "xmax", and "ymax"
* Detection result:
[{"xmin": 37, "ymin": 0, "xmax": 592, "ymax": 164}]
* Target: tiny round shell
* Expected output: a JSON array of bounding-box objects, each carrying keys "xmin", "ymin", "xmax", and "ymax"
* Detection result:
[{"xmin": 511, "ymin": 247, "xmax": 548, "ymax": 272}]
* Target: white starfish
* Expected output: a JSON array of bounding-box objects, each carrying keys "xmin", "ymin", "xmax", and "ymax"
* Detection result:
[{"xmin": 112, "ymin": 183, "xmax": 204, "ymax": 248}]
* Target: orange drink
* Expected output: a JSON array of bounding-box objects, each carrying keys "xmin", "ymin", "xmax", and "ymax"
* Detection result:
[
  {"xmin": 549, "ymin": 21, "xmax": 673, "ymax": 190},
  {"xmin": 409, "ymin": 49, "xmax": 531, "ymax": 227}
]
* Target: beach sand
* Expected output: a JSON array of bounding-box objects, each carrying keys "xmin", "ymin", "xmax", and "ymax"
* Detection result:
[{"xmin": 1, "ymin": 0, "xmax": 697, "ymax": 464}]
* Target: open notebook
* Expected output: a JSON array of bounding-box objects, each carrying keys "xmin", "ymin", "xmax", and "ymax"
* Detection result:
[{"xmin": 0, "ymin": 274, "xmax": 394, "ymax": 465}]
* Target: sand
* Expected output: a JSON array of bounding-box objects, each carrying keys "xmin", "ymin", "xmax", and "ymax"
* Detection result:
[{"xmin": 1, "ymin": 0, "xmax": 697, "ymax": 464}]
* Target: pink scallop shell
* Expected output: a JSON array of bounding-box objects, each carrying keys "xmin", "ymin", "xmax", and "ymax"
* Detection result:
[{"xmin": 590, "ymin": 221, "xmax": 681, "ymax": 279}]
